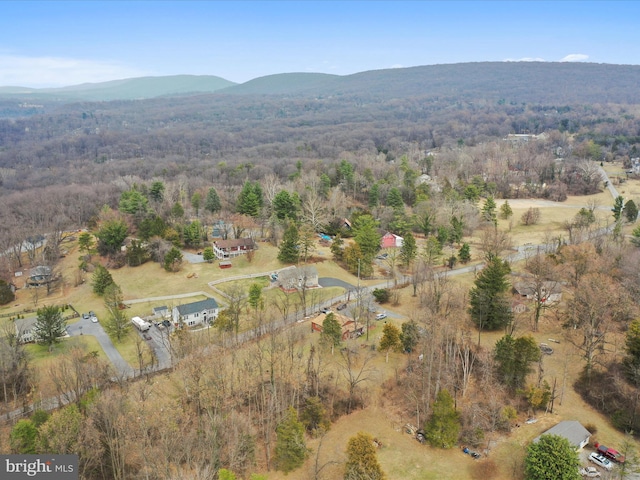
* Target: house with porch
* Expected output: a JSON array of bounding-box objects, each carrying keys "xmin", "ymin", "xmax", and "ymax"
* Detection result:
[
  {"xmin": 212, "ymin": 238, "xmax": 256, "ymax": 260},
  {"xmin": 311, "ymin": 312, "xmax": 364, "ymax": 340},
  {"xmin": 172, "ymin": 298, "xmax": 219, "ymax": 327}
]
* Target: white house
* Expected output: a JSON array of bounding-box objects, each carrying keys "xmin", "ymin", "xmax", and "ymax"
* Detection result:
[
  {"xmin": 534, "ymin": 421, "xmax": 591, "ymax": 450},
  {"xmin": 172, "ymin": 298, "xmax": 219, "ymax": 327},
  {"xmin": 278, "ymin": 266, "xmax": 319, "ymax": 292}
]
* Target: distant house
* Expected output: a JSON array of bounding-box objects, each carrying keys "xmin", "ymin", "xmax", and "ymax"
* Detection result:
[
  {"xmin": 381, "ymin": 232, "xmax": 404, "ymax": 249},
  {"xmin": 513, "ymin": 281, "xmax": 562, "ymax": 304},
  {"xmin": 26, "ymin": 265, "xmax": 52, "ymax": 287},
  {"xmin": 534, "ymin": 421, "xmax": 591, "ymax": 450},
  {"xmin": 311, "ymin": 313, "xmax": 364, "ymax": 340},
  {"xmin": 172, "ymin": 298, "xmax": 219, "ymax": 327},
  {"xmin": 278, "ymin": 266, "xmax": 319, "ymax": 293},
  {"xmin": 212, "ymin": 238, "xmax": 256, "ymax": 259}
]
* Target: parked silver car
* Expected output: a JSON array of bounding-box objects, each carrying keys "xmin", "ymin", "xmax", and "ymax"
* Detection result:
[{"xmin": 589, "ymin": 452, "xmax": 613, "ymax": 471}]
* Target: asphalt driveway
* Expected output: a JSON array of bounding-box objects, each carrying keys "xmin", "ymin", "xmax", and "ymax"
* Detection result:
[{"xmin": 66, "ymin": 315, "xmax": 135, "ymax": 378}]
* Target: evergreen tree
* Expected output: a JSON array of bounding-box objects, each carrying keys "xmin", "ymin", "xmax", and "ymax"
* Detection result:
[
  {"xmin": 612, "ymin": 195, "xmax": 625, "ymax": 221},
  {"xmin": 344, "ymin": 432, "xmax": 386, "ymax": 480},
  {"xmin": 103, "ymin": 283, "xmax": 130, "ymax": 342},
  {"xmin": 458, "ymin": 242, "xmax": 471, "ymax": 263},
  {"xmin": 494, "ymin": 334, "xmax": 541, "ymax": 390},
  {"xmin": 190, "ymin": 192, "xmax": 202, "ymax": 216},
  {"xmin": 273, "ymin": 190, "xmax": 297, "ymax": 220},
  {"xmin": 149, "ymin": 181, "xmax": 165, "ymax": 202},
  {"xmin": 400, "ymin": 320, "xmax": 420, "ymax": 353},
  {"xmin": 202, "ymin": 246, "xmax": 215, "ymax": 263},
  {"xmin": 469, "ymin": 255, "xmax": 513, "ymax": 332},
  {"xmin": 248, "ymin": 283, "xmax": 263, "ymax": 313},
  {"xmin": 399, "ymin": 232, "xmax": 418, "ymax": 267},
  {"xmin": 631, "ymin": 225, "xmax": 640, "ymax": 247},
  {"xmin": 119, "ymin": 187, "xmax": 149, "ymax": 215},
  {"xmin": 625, "ymin": 199, "xmax": 639, "ymax": 222},
  {"xmin": 386, "ymin": 187, "xmax": 404, "ymax": 210},
  {"xmin": 368, "ymin": 183, "xmax": 380, "ymax": 208},
  {"xmin": 92, "ymin": 265, "xmax": 114, "ymax": 296},
  {"xmin": 0, "ymin": 279, "xmax": 15, "ymax": 305},
  {"xmin": 163, "ymin": 246, "xmax": 183, "ymax": 272},
  {"xmin": 78, "ymin": 232, "xmax": 95, "ymax": 254},
  {"xmin": 321, "ymin": 313, "xmax": 342, "ymax": 351},
  {"xmin": 525, "ymin": 434, "xmax": 580, "ymax": 480},
  {"xmin": 353, "ymin": 214, "xmax": 381, "ymax": 266},
  {"xmin": 424, "ymin": 389, "xmax": 460, "ymax": 449},
  {"xmin": 137, "ymin": 215, "xmax": 167, "ymax": 241},
  {"xmin": 449, "ymin": 215, "xmax": 464, "ymax": 244},
  {"xmin": 274, "ymin": 406, "xmax": 308, "ymax": 473},
  {"xmin": 379, "ymin": 323, "xmax": 402, "ymax": 362},
  {"xmin": 278, "ymin": 223, "xmax": 300, "ymax": 264},
  {"xmin": 34, "ymin": 305, "xmax": 66, "ymax": 351},
  {"xmin": 500, "ymin": 200, "xmax": 513, "ymax": 220},
  {"xmin": 237, "ymin": 181, "xmax": 263, "ymax": 217},
  {"xmin": 125, "ymin": 239, "xmax": 150, "ymax": 267},
  {"xmin": 300, "ymin": 396, "xmax": 330, "ymax": 434},
  {"xmin": 319, "ymin": 173, "xmax": 331, "ymax": 198},
  {"xmin": 330, "ymin": 233, "xmax": 344, "ymax": 261},
  {"xmin": 9, "ymin": 419, "xmax": 38, "ymax": 454},
  {"xmin": 96, "ymin": 218, "xmax": 128, "ymax": 256},
  {"xmin": 482, "ymin": 195, "xmax": 498, "ymax": 225},
  {"xmin": 204, "ymin": 187, "xmax": 222, "ymax": 214},
  {"xmin": 171, "ymin": 202, "xmax": 185, "ymax": 219}
]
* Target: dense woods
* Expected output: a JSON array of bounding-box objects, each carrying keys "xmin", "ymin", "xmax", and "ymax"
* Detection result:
[{"xmin": 1, "ymin": 62, "xmax": 640, "ymax": 479}]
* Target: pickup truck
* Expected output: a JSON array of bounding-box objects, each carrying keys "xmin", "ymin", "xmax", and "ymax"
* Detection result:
[{"xmin": 595, "ymin": 443, "xmax": 626, "ymax": 463}]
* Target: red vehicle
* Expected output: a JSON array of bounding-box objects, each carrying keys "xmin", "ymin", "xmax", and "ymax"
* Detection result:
[{"xmin": 595, "ymin": 443, "xmax": 626, "ymax": 463}]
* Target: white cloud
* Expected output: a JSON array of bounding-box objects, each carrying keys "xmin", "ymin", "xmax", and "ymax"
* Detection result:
[
  {"xmin": 503, "ymin": 57, "xmax": 546, "ymax": 62},
  {"xmin": 560, "ymin": 54, "xmax": 589, "ymax": 62},
  {"xmin": 0, "ymin": 55, "xmax": 151, "ymax": 88},
  {"xmin": 390, "ymin": 64, "xmax": 404, "ymax": 69}
]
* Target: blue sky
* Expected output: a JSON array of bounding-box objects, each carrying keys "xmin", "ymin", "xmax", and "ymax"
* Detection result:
[{"xmin": 0, "ymin": 1, "xmax": 638, "ymax": 88}]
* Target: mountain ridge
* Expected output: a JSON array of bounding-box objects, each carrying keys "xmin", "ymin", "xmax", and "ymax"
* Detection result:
[{"xmin": 1, "ymin": 62, "xmax": 640, "ymax": 105}]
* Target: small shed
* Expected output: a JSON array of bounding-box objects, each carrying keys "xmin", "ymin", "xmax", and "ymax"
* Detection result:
[
  {"xmin": 381, "ymin": 232, "xmax": 404, "ymax": 249},
  {"xmin": 219, "ymin": 260, "xmax": 232, "ymax": 269}
]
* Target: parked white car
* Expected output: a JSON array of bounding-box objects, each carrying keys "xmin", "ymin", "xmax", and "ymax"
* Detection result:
[
  {"xmin": 589, "ymin": 452, "xmax": 613, "ymax": 471},
  {"xmin": 580, "ymin": 466, "xmax": 601, "ymax": 477}
]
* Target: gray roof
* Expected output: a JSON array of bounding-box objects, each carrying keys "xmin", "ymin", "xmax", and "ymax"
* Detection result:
[
  {"xmin": 14, "ymin": 316, "xmax": 38, "ymax": 333},
  {"xmin": 175, "ymin": 298, "xmax": 219, "ymax": 316},
  {"xmin": 534, "ymin": 421, "xmax": 591, "ymax": 447},
  {"xmin": 153, "ymin": 306, "xmax": 168, "ymax": 313}
]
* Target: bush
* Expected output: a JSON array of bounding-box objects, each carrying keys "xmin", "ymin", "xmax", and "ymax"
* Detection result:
[{"xmin": 372, "ymin": 288, "xmax": 390, "ymax": 304}]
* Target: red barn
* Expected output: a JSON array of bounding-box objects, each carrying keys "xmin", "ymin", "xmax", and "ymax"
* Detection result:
[{"xmin": 380, "ymin": 232, "xmax": 404, "ymax": 249}]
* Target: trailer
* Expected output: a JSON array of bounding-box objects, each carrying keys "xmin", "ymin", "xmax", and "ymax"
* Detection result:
[{"xmin": 131, "ymin": 316, "xmax": 151, "ymax": 332}]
